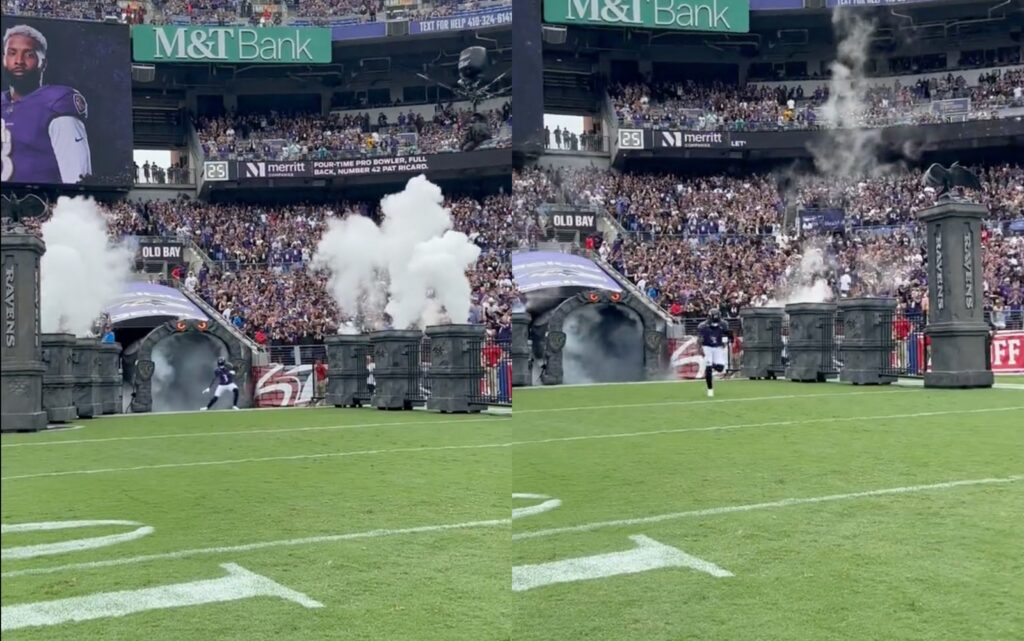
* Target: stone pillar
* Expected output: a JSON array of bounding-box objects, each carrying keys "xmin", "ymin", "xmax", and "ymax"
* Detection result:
[
  {"xmin": 369, "ymin": 329, "xmax": 423, "ymax": 410},
  {"xmin": 424, "ymin": 324, "xmax": 488, "ymax": 413},
  {"xmin": 739, "ymin": 307, "xmax": 785, "ymax": 379},
  {"xmin": 324, "ymin": 334, "xmax": 370, "ymax": 407},
  {"xmin": 41, "ymin": 333, "xmax": 77, "ymax": 423},
  {"xmin": 917, "ymin": 202, "xmax": 993, "ymax": 388},
  {"xmin": 1, "ymin": 228, "xmax": 48, "ymax": 432},
  {"xmin": 97, "ymin": 342, "xmax": 123, "ymax": 414},
  {"xmin": 511, "ymin": 311, "xmax": 531, "ymax": 387},
  {"xmin": 838, "ymin": 297, "xmax": 897, "ymax": 385},
  {"xmin": 784, "ymin": 302, "xmax": 839, "ymax": 382},
  {"xmin": 72, "ymin": 338, "xmax": 103, "ymax": 418}
]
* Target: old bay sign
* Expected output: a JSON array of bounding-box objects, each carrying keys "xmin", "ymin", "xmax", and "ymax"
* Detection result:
[{"xmin": 544, "ymin": 0, "xmax": 750, "ymax": 33}]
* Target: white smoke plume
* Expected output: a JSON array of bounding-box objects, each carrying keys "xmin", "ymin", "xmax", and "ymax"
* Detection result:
[
  {"xmin": 812, "ymin": 8, "xmax": 885, "ymax": 181},
  {"xmin": 40, "ymin": 197, "xmax": 134, "ymax": 336},
  {"xmin": 766, "ymin": 244, "xmax": 835, "ymax": 307},
  {"xmin": 312, "ymin": 175, "xmax": 481, "ymax": 330}
]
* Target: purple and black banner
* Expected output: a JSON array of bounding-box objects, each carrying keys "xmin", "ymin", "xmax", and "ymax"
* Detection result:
[
  {"xmin": 330, "ymin": 5, "xmax": 510, "ymax": 40},
  {"xmin": 410, "ymin": 6, "xmax": 512, "ymax": 34},
  {"xmin": 203, "ymin": 148, "xmax": 510, "ymax": 185},
  {"xmin": 511, "ymin": 251, "xmax": 622, "ymax": 293},
  {"xmin": 826, "ymin": 0, "xmax": 940, "ymax": 6},
  {"xmin": 1, "ymin": 15, "xmax": 133, "ymax": 187},
  {"xmin": 750, "ymin": 0, "xmax": 804, "ymax": 8},
  {"xmin": 799, "ymin": 208, "xmax": 846, "ymax": 234}
]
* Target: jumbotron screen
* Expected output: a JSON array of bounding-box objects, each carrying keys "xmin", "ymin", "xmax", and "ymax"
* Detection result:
[{"xmin": 1, "ymin": 16, "xmax": 134, "ymax": 187}]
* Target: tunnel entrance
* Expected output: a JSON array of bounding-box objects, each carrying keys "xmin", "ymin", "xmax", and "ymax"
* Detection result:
[
  {"xmin": 151, "ymin": 332, "xmax": 229, "ymax": 412},
  {"xmin": 563, "ymin": 304, "xmax": 645, "ymax": 384}
]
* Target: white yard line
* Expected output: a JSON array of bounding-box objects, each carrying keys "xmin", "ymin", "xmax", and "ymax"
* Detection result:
[
  {"xmin": 4, "ymin": 475, "xmax": 1018, "ymax": 579},
  {"xmin": 4, "ymin": 389, "xmax": 899, "ymax": 447},
  {"xmin": 0, "ymin": 518, "xmax": 511, "ymax": 579},
  {"xmin": 512, "ymin": 475, "xmax": 1024, "ymax": 541},
  {"xmin": 515, "ymin": 389, "xmax": 910, "ymax": 414},
  {"xmin": 2, "ymin": 406, "xmax": 1020, "ymax": 481},
  {"xmin": 1, "ymin": 416, "xmax": 504, "ymax": 448}
]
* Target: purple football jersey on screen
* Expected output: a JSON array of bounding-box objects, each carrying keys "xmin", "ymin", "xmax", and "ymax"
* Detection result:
[{"xmin": 1, "ymin": 85, "xmax": 87, "ymax": 183}]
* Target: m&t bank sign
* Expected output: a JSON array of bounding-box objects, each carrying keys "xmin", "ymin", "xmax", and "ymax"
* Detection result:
[
  {"xmin": 544, "ymin": 0, "xmax": 750, "ymax": 33},
  {"xmin": 133, "ymin": 26, "xmax": 333, "ymax": 64}
]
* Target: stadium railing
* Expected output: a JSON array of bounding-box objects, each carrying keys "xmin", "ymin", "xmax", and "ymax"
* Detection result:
[{"xmin": 264, "ymin": 336, "xmax": 511, "ymax": 407}]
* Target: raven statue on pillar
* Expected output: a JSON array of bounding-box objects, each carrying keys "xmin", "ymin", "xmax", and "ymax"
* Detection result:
[{"xmin": 922, "ymin": 162, "xmax": 982, "ymax": 201}]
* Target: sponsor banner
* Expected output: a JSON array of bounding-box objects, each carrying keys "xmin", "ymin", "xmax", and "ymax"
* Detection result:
[
  {"xmin": 511, "ymin": 251, "xmax": 622, "ymax": 293},
  {"xmin": 331, "ymin": 21, "xmax": 388, "ymax": 41},
  {"xmin": 253, "ymin": 364, "xmax": 317, "ymax": 407},
  {"xmin": 133, "ymin": 26, "xmax": 332, "ymax": 64},
  {"xmin": 650, "ymin": 130, "xmax": 748, "ymax": 149},
  {"xmin": 221, "ymin": 149, "xmax": 509, "ymax": 183},
  {"xmin": 102, "ymin": 282, "xmax": 205, "ymax": 326},
  {"xmin": 544, "ymin": 0, "xmax": 750, "ymax": 33},
  {"xmin": 992, "ymin": 330, "xmax": 1023, "ymax": 373},
  {"xmin": 411, "ymin": 6, "xmax": 512, "ymax": 34},
  {"xmin": 137, "ymin": 240, "xmax": 185, "ymax": 265},
  {"xmin": 1, "ymin": 15, "xmax": 133, "ymax": 187},
  {"xmin": 799, "ymin": 208, "xmax": 846, "ymax": 233},
  {"xmin": 668, "ymin": 336, "xmax": 742, "ymax": 379},
  {"xmin": 547, "ymin": 207, "xmax": 598, "ymax": 233}
]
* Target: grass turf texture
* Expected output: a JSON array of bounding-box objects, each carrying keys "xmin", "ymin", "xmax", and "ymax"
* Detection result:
[
  {"xmin": 1, "ymin": 408, "xmax": 511, "ymax": 640},
  {"xmin": 512, "ymin": 381, "xmax": 1023, "ymax": 641}
]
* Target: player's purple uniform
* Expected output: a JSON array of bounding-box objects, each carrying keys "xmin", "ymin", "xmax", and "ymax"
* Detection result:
[{"xmin": 1, "ymin": 85, "xmax": 88, "ymax": 183}]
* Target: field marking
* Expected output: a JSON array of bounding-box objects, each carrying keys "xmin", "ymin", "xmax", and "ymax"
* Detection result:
[
  {"xmin": 515, "ymin": 389, "xmax": 911, "ymax": 414},
  {"xmin": 1, "ymin": 416, "xmax": 505, "ymax": 448},
  {"xmin": 515, "ymin": 378, "xmax": 755, "ymax": 391},
  {"xmin": 512, "ymin": 475, "xmax": 1024, "ymax": 541},
  {"xmin": 512, "ymin": 493, "xmax": 562, "ymax": 520},
  {"xmin": 0, "ymin": 518, "xmax": 510, "ymax": 579},
  {"xmin": 0, "ymin": 387, "xmax": 888, "ymax": 446},
  {"xmin": 1, "ymin": 520, "xmax": 154, "ymax": 560},
  {"xmin": 512, "ymin": 534, "xmax": 733, "ymax": 592},
  {"xmin": 0, "ymin": 563, "xmax": 322, "ymax": 632},
  {"xmin": 3, "ymin": 406, "xmax": 1021, "ymax": 481}
]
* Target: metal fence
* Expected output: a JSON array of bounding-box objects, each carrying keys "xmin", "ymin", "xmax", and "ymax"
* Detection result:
[{"xmin": 263, "ymin": 337, "xmax": 511, "ymax": 407}]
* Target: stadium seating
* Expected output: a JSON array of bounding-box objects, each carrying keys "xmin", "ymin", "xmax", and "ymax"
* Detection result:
[
  {"xmin": 196, "ymin": 103, "xmax": 512, "ymax": 161},
  {"xmin": 611, "ymin": 67, "xmax": 1024, "ymax": 131},
  {"xmin": 515, "ymin": 164, "xmax": 1023, "ymax": 327}
]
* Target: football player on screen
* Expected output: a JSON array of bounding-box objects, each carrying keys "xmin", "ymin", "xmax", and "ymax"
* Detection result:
[
  {"xmin": 202, "ymin": 357, "xmax": 240, "ymax": 411},
  {"xmin": 2, "ymin": 24, "xmax": 92, "ymax": 184},
  {"xmin": 699, "ymin": 308, "xmax": 732, "ymax": 398}
]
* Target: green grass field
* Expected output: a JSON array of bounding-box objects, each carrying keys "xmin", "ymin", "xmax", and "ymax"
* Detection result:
[
  {"xmin": 512, "ymin": 380, "xmax": 1023, "ymax": 641},
  {"xmin": 1, "ymin": 408, "xmax": 511, "ymax": 640}
]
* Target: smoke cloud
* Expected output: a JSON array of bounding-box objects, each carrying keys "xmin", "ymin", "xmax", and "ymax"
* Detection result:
[
  {"xmin": 562, "ymin": 305, "xmax": 645, "ymax": 384},
  {"xmin": 312, "ymin": 175, "xmax": 481, "ymax": 330},
  {"xmin": 767, "ymin": 244, "xmax": 835, "ymax": 307},
  {"xmin": 40, "ymin": 197, "xmax": 134, "ymax": 336},
  {"xmin": 813, "ymin": 8, "xmax": 884, "ymax": 181}
]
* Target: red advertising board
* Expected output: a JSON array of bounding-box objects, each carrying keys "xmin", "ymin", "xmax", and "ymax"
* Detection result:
[
  {"xmin": 992, "ymin": 330, "xmax": 1024, "ymax": 373},
  {"xmin": 667, "ymin": 336, "xmax": 742, "ymax": 379}
]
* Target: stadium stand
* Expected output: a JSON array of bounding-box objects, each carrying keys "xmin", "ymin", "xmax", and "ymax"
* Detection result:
[{"xmin": 514, "ymin": 164, "xmax": 1023, "ymax": 328}]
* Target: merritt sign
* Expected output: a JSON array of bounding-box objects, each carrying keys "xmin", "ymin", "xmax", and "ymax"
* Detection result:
[
  {"xmin": 133, "ymin": 26, "xmax": 332, "ymax": 64},
  {"xmin": 544, "ymin": 0, "xmax": 749, "ymax": 33}
]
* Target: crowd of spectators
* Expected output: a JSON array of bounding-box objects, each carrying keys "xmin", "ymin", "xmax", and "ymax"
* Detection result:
[
  {"xmin": 518, "ymin": 164, "xmax": 1023, "ymax": 325},
  {"xmin": 94, "ymin": 193, "xmax": 516, "ymax": 344},
  {"xmin": 197, "ymin": 103, "xmax": 511, "ymax": 161},
  {"xmin": 611, "ymin": 68, "xmax": 1024, "ymax": 132},
  {"xmin": 2, "ymin": 0, "xmax": 143, "ymax": 22},
  {"xmin": 2, "ymin": 0, "xmax": 506, "ymax": 22}
]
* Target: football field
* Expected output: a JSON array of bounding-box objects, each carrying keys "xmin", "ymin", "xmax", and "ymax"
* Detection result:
[
  {"xmin": 512, "ymin": 380, "xmax": 1023, "ymax": 641},
  {"xmin": 1, "ymin": 408, "xmax": 511, "ymax": 640}
]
